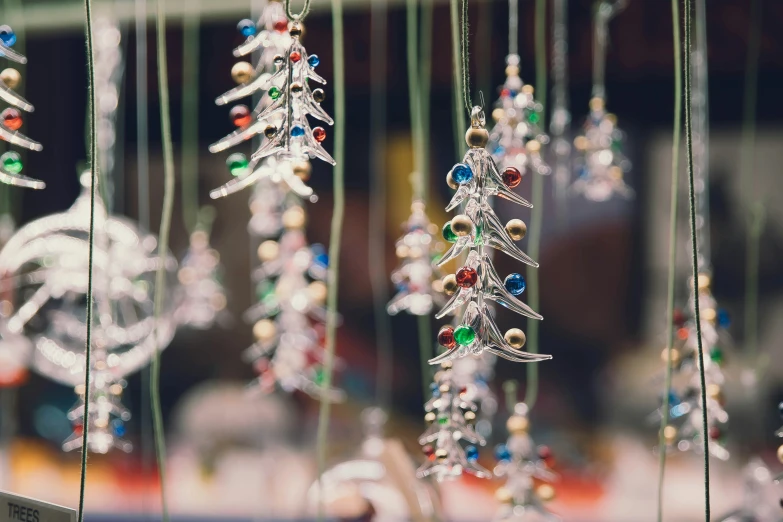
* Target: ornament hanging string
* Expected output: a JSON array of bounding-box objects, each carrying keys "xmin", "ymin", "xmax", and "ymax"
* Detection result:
[
  {"xmin": 508, "ymin": 0, "xmax": 518, "ymax": 58},
  {"xmin": 655, "ymin": 0, "xmax": 682, "ymax": 519},
  {"xmin": 449, "ymin": 0, "xmax": 466, "ymax": 153},
  {"xmin": 459, "ymin": 0, "xmax": 471, "ymax": 113},
  {"xmin": 523, "ymin": 0, "xmax": 547, "ymax": 410},
  {"xmin": 369, "ymin": 0, "xmax": 393, "ymax": 409},
  {"xmin": 316, "ymin": 0, "xmax": 346, "ymax": 517},
  {"xmin": 285, "ymin": 0, "xmax": 311, "ymax": 22},
  {"xmin": 78, "ymin": 0, "xmax": 98, "ymax": 519},
  {"xmin": 151, "ymin": 0, "xmax": 176, "ymax": 520},
  {"xmin": 181, "ymin": 0, "xmax": 201, "ymax": 234},
  {"xmin": 683, "ymin": 0, "xmax": 711, "ymax": 518}
]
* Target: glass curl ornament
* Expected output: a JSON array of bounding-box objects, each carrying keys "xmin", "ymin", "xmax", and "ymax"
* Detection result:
[
  {"xmin": 571, "ymin": 0, "xmax": 633, "ymax": 202},
  {"xmin": 417, "ymin": 361, "xmax": 490, "ymax": 481},
  {"xmin": 0, "ymin": 172, "xmax": 178, "ymax": 452},
  {"xmin": 175, "ymin": 225, "xmax": 228, "ymax": 330},
  {"xmin": 0, "ymin": 24, "xmax": 44, "ymax": 190},
  {"xmin": 487, "ymin": 54, "xmax": 550, "ymax": 178},
  {"xmin": 433, "ymin": 106, "xmax": 548, "ymax": 365},
  {"xmin": 493, "ymin": 404, "xmax": 558, "ymax": 522},
  {"xmin": 653, "ymin": 274, "xmax": 731, "ymax": 461},
  {"xmin": 308, "ymin": 408, "xmax": 443, "ymax": 520},
  {"xmin": 387, "ymin": 200, "xmax": 444, "ymax": 317},
  {"xmin": 243, "ymin": 175, "xmax": 343, "ymax": 402}
]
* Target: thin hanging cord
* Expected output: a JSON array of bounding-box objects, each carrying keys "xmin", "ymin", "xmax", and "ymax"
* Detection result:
[
  {"xmin": 78, "ymin": 0, "xmax": 98, "ymax": 520},
  {"xmin": 369, "ymin": 0, "xmax": 393, "ymax": 410},
  {"xmin": 284, "ymin": 0, "xmax": 311, "ymax": 21},
  {"xmin": 508, "ymin": 0, "xmax": 518, "ymax": 57},
  {"xmin": 449, "ymin": 0, "xmax": 466, "ymax": 154},
  {"xmin": 419, "ymin": 0, "xmax": 433, "ymax": 184},
  {"xmin": 181, "ymin": 0, "xmax": 200, "ymax": 234},
  {"xmin": 151, "ymin": 0, "xmax": 176, "ymax": 520},
  {"xmin": 316, "ymin": 0, "xmax": 345, "ymax": 517},
  {"xmin": 741, "ymin": 0, "xmax": 763, "ymax": 362},
  {"xmin": 656, "ymin": 0, "xmax": 682, "ymax": 519},
  {"xmin": 683, "ymin": 0, "xmax": 711, "ymax": 518},
  {"xmin": 523, "ymin": 0, "xmax": 546, "ymax": 410},
  {"xmin": 459, "ymin": 0, "xmax": 470, "ymax": 112}
]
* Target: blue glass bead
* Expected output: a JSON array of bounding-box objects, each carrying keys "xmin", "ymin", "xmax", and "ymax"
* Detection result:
[
  {"xmin": 493, "ymin": 145, "xmax": 505, "ymax": 156},
  {"xmin": 308, "ymin": 54, "xmax": 320, "ymax": 67},
  {"xmin": 450, "ymin": 163, "xmax": 473, "ymax": 184},
  {"xmin": 0, "ymin": 26, "xmax": 16, "ymax": 47},
  {"xmin": 466, "ymin": 445, "xmax": 479, "ymax": 462},
  {"xmin": 666, "ymin": 390, "xmax": 679, "ymax": 406},
  {"xmin": 291, "ymin": 125, "xmax": 305, "ymax": 137},
  {"xmin": 237, "ymin": 19, "xmax": 256, "ymax": 37},
  {"xmin": 315, "ymin": 253, "xmax": 329, "ymax": 267},
  {"xmin": 494, "ymin": 443, "xmax": 511, "ymax": 462},
  {"xmin": 717, "ymin": 309, "xmax": 731, "ymax": 328},
  {"xmin": 504, "ymin": 273, "xmax": 526, "ymax": 296},
  {"xmin": 430, "ymin": 383, "xmax": 441, "ymax": 398},
  {"xmin": 112, "ymin": 419, "xmax": 126, "ymax": 437},
  {"xmin": 579, "ymin": 166, "xmax": 590, "ymax": 179}
]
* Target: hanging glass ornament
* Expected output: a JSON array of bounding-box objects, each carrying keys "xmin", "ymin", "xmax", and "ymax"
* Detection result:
[
  {"xmin": 416, "ymin": 361, "xmax": 490, "ymax": 481},
  {"xmin": 492, "ymin": 404, "xmax": 558, "ymax": 522},
  {"xmin": 487, "ymin": 55, "xmax": 550, "ymax": 178},
  {"xmin": 432, "ymin": 106, "xmax": 548, "ymax": 365},
  {"xmin": 571, "ymin": 0, "xmax": 633, "ymax": 202},
  {"xmin": 387, "ymin": 200, "xmax": 444, "ymax": 316},
  {"xmin": 0, "ymin": 172, "xmax": 177, "ymax": 451},
  {"xmin": 63, "ymin": 377, "xmax": 132, "ymax": 454},
  {"xmin": 175, "ymin": 226, "xmax": 228, "ymax": 329},
  {"xmin": 308, "ymin": 408, "xmax": 443, "ymax": 519},
  {"xmin": 0, "ymin": 24, "xmax": 44, "ymax": 190},
  {"xmin": 653, "ymin": 274, "xmax": 730, "ymax": 461},
  {"xmin": 714, "ymin": 459, "xmax": 779, "ymax": 522}
]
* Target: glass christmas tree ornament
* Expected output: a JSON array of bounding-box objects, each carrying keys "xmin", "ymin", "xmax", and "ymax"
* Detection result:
[
  {"xmin": 174, "ymin": 227, "xmax": 228, "ymax": 329},
  {"xmin": 487, "ymin": 54, "xmax": 550, "ymax": 178},
  {"xmin": 492, "ymin": 405, "xmax": 559, "ymax": 522},
  {"xmin": 417, "ymin": 363, "xmax": 491, "ymax": 481},
  {"xmin": 387, "ymin": 201, "xmax": 445, "ymax": 316},
  {"xmin": 63, "ymin": 377, "xmax": 133, "ymax": 454}
]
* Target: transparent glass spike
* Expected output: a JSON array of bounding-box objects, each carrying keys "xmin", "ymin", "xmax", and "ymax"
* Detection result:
[
  {"xmin": 0, "ymin": 126, "xmax": 43, "ymax": 151},
  {"xmin": 0, "ymin": 42, "xmax": 27, "ymax": 64},
  {"xmin": 0, "ymin": 82, "xmax": 34, "ymax": 111},
  {"xmin": 208, "ymin": 119, "xmax": 266, "ymax": 152},
  {"xmin": 0, "ymin": 168, "xmax": 45, "ymax": 189}
]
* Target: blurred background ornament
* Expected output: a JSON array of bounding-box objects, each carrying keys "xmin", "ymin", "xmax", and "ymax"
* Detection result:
[
  {"xmin": 715, "ymin": 459, "xmax": 779, "ymax": 522},
  {"xmin": 571, "ymin": 0, "xmax": 633, "ymax": 202},
  {"xmin": 387, "ymin": 200, "xmax": 444, "ymax": 316},
  {"xmin": 310, "ymin": 407, "xmax": 442, "ymax": 520},
  {"xmin": 493, "ymin": 403, "xmax": 558, "ymax": 522}
]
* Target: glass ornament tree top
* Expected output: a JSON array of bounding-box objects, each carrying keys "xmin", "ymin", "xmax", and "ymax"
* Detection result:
[{"xmin": 434, "ymin": 107, "xmax": 549, "ymax": 365}]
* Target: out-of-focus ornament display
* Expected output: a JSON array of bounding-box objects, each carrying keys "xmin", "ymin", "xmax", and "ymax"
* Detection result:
[
  {"xmin": 93, "ymin": 17, "xmax": 124, "ymax": 185},
  {"xmin": 387, "ymin": 201, "xmax": 444, "ymax": 316},
  {"xmin": 654, "ymin": 274, "xmax": 730, "ymax": 461},
  {"xmin": 433, "ymin": 106, "xmax": 548, "ymax": 365},
  {"xmin": 0, "ymin": 24, "xmax": 44, "ymax": 190},
  {"xmin": 309, "ymin": 408, "xmax": 443, "ymax": 520},
  {"xmin": 571, "ymin": 0, "xmax": 633, "ymax": 202},
  {"xmin": 715, "ymin": 459, "xmax": 779, "ymax": 522},
  {"xmin": 487, "ymin": 55, "xmax": 549, "ymax": 178},
  {"xmin": 63, "ymin": 378, "xmax": 132, "ymax": 454},
  {"xmin": 417, "ymin": 362, "xmax": 490, "ymax": 481},
  {"xmin": 243, "ymin": 160, "xmax": 342, "ymax": 402},
  {"xmin": 493, "ymin": 404, "xmax": 558, "ymax": 522},
  {"xmin": 175, "ymin": 226, "xmax": 228, "ymax": 329},
  {"xmin": 0, "ymin": 172, "xmax": 177, "ymax": 452}
]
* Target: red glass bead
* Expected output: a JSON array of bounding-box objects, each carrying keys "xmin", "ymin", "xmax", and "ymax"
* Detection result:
[
  {"xmin": 312, "ymin": 126, "xmax": 326, "ymax": 142},
  {"xmin": 422, "ymin": 444, "xmax": 434, "ymax": 457},
  {"xmin": 673, "ymin": 308, "xmax": 685, "ymax": 327},
  {"xmin": 289, "ymin": 51, "xmax": 302, "ymax": 63},
  {"xmin": 538, "ymin": 445, "xmax": 553, "ymax": 463},
  {"xmin": 73, "ymin": 424, "xmax": 84, "ymax": 436},
  {"xmin": 709, "ymin": 426, "xmax": 721, "ymax": 440},
  {"xmin": 456, "ymin": 266, "xmax": 478, "ymax": 288},
  {"xmin": 273, "ymin": 20, "xmax": 288, "ymax": 32},
  {"xmin": 229, "ymin": 105, "xmax": 251, "ymax": 127},
  {"xmin": 1, "ymin": 108, "xmax": 22, "ymax": 131},
  {"xmin": 677, "ymin": 327, "xmax": 689, "ymax": 340},
  {"xmin": 500, "ymin": 88, "xmax": 511, "ymax": 98},
  {"xmin": 438, "ymin": 326, "xmax": 456, "ymax": 349},
  {"xmin": 502, "ymin": 167, "xmax": 522, "ymax": 188},
  {"xmin": 459, "ymin": 386, "xmax": 468, "ymax": 396}
]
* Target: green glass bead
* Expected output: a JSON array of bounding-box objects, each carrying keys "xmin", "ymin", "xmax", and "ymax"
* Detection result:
[
  {"xmin": 611, "ymin": 139, "xmax": 623, "ymax": 153},
  {"xmin": 527, "ymin": 111, "xmax": 540, "ymax": 124},
  {"xmin": 442, "ymin": 221, "xmax": 458, "ymax": 243},
  {"xmin": 454, "ymin": 325, "xmax": 476, "ymax": 346},
  {"xmin": 1, "ymin": 151, "xmax": 22, "ymax": 173},
  {"xmin": 314, "ymin": 368, "xmax": 325, "ymax": 385},
  {"xmin": 709, "ymin": 347, "xmax": 723, "ymax": 364},
  {"xmin": 268, "ymin": 86, "xmax": 281, "ymax": 100},
  {"xmin": 437, "ymin": 413, "xmax": 448, "ymax": 425},
  {"xmin": 473, "ymin": 223, "xmax": 483, "ymax": 245},
  {"xmin": 226, "ymin": 153, "xmax": 249, "ymax": 176}
]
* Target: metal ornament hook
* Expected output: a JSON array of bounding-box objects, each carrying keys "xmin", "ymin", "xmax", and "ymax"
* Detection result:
[{"xmin": 470, "ymin": 105, "xmax": 486, "ymax": 129}]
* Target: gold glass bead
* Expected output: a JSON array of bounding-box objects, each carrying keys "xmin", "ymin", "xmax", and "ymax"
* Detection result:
[
  {"xmin": 663, "ymin": 425, "xmax": 677, "ymax": 443},
  {"xmin": 231, "ymin": 61, "xmax": 254, "ymax": 84},
  {"xmin": 465, "ymin": 127, "xmax": 489, "ymax": 148},
  {"xmin": 522, "ymin": 84, "xmax": 534, "ymax": 95},
  {"xmin": 537, "ymin": 484, "xmax": 556, "ymax": 501},
  {"xmin": 439, "ymin": 384, "xmax": 449, "ymax": 393},
  {"xmin": 505, "ymin": 65, "xmax": 520, "ymax": 77},
  {"xmin": 109, "ymin": 384, "xmax": 123, "ymax": 395},
  {"xmin": 253, "ymin": 319, "xmax": 276, "ymax": 341},
  {"xmin": 290, "ymin": 82, "xmax": 303, "ymax": 95},
  {"xmin": 506, "ymin": 414, "xmax": 529, "ymax": 435},
  {"xmin": 492, "ymin": 108, "xmax": 505, "ymax": 122},
  {"xmin": 660, "ymin": 347, "xmax": 680, "ymax": 364},
  {"xmin": 606, "ymin": 113, "xmax": 618, "ymax": 125},
  {"xmin": 424, "ymin": 412, "xmax": 436, "ymax": 423},
  {"xmin": 707, "ymin": 383, "xmax": 721, "ymax": 400},
  {"xmin": 282, "ymin": 206, "xmax": 306, "ymax": 229},
  {"xmin": 698, "ymin": 273, "xmax": 711, "ymax": 291},
  {"xmin": 589, "ymin": 96, "xmax": 605, "ymax": 112},
  {"xmin": 526, "ymin": 139, "xmax": 541, "ymax": 153},
  {"xmin": 264, "ymin": 125, "xmax": 278, "ymax": 139},
  {"xmin": 495, "ymin": 487, "xmax": 513, "ymax": 503},
  {"xmin": 293, "ymin": 160, "xmax": 312, "ymax": 181},
  {"xmin": 0, "ymin": 68, "xmax": 20, "ymax": 89},
  {"xmin": 308, "ymin": 281, "xmax": 328, "ymax": 304},
  {"xmin": 435, "ymin": 449, "xmax": 448, "ymax": 461},
  {"xmin": 574, "ymin": 135, "xmax": 590, "ymax": 151},
  {"xmin": 464, "ymin": 411, "xmax": 476, "ymax": 422},
  {"xmin": 440, "ymin": 361, "xmax": 453, "ymax": 370},
  {"xmin": 75, "ymin": 384, "xmax": 86, "ymax": 396},
  {"xmin": 442, "ymin": 274, "xmax": 458, "ymax": 296},
  {"xmin": 257, "ymin": 240, "xmax": 279, "ymax": 262},
  {"xmin": 505, "ymin": 219, "xmax": 527, "ymax": 241},
  {"xmin": 450, "ymin": 215, "xmax": 473, "ymax": 236},
  {"xmin": 609, "ymin": 166, "xmax": 623, "ymax": 180},
  {"xmin": 446, "ymin": 172, "xmax": 458, "ymax": 190},
  {"xmin": 504, "ymin": 328, "xmax": 526, "ymax": 349},
  {"xmin": 777, "ymin": 444, "xmax": 783, "ymax": 464},
  {"xmin": 702, "ymin": 308, "xmax": 717, "ymax": 324},
  {"xmin": 313, "ymin": 88, "xmax": 325, "ymax": 103},
  {"xmin": 289, "ymin": 22, "xmax": 303, "ymax": 37}
]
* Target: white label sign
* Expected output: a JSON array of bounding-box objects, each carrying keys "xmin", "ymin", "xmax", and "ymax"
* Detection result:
[{"xmin": 0, "ymin": 491, "xmax": 76, "ymax": 522}]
